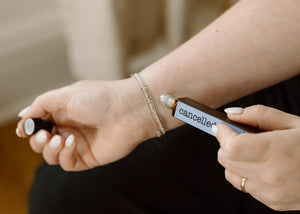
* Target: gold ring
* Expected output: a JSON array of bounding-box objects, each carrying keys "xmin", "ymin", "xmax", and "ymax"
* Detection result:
[{"xmin": 241, "ymin": 177, "xmax": 248, "ymax": 193}]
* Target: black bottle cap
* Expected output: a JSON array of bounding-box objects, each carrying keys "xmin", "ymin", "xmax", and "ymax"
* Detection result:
[{"xmin": 24, "ymin": 118, "xmax": 53, "ymax": 135}]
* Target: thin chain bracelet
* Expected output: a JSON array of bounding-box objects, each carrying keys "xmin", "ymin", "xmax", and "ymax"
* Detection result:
[{"xmin": 132, "ymin": 73, "xmax": 166, "ymax": 137}]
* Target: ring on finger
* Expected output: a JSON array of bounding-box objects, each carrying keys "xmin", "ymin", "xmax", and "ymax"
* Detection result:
[{"xmin": 241, "ymin": 177, "xmax": 248, "ymax": 193}]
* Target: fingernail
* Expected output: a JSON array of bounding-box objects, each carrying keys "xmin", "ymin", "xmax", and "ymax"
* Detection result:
[
  {"xmin": 224, "ymin": 107, "xmax": 244, "ymax": 114},
  {"xmin": 16, "ymin": 128, "xmax": 21, "ymax": 137},
  {"xmin": 65, "ymin": 135, "xmax": 74, "ymax": 147},
  {"xmin": 49, "ymin": 136, "xmax": 61, "ymax": 149},
  {"xmin": 36, "ymin": 131, "xmax": 47, "ymax": 144},
  {"xmin": 212, "ymin": 125, "xmax": 218, "ymax": 136},
  {"xmin": 18, "ymin": 106, "xmax": 30, "ymax": 117}
]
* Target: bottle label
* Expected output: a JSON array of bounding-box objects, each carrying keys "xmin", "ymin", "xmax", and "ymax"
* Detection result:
[{"xmin": 174, "ymin": 100, "xmax": 247, "ymax": 135}]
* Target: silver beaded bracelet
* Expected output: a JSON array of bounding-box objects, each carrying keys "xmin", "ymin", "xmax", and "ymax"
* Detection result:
[{"xmin": 132, "ymin": 73, "xmax": 166, "ymax": 137}]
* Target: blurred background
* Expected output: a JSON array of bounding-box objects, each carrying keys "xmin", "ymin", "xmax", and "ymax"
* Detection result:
[{"xmin": 0, "ymin": 0, "xmax": 235, "ymax": 213}]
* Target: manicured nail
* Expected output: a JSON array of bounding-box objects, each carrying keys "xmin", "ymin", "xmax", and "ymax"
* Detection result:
[
  {"xmin": 65, "ymin": 135, "xmax": 74, "ymax": 147},
  {"xmin": 224, "ymin": 107, "xmax": 244, "ymax": 115},
  {"xmin": 36, "ymin": 131, "xmax": 47, "ymax": 144},
  {"xmin": 16, "ymin": 128, "xmax": 21, "ymax": 137},
  {"xmin": 212, "ymin": 125, "xmax": 218, "ymax": 136},
  {"xmin": 18, "ymin": 106, "xmax": 30, "ymax": 117},
  {"xmin": 49, "ymin": 136, "xmax": 61, "ymax": 149}
]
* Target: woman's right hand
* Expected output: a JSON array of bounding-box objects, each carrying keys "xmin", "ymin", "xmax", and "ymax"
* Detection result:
[{"xmin": 16, "ymin": 78, "xmax": 158, "ymax": 171}]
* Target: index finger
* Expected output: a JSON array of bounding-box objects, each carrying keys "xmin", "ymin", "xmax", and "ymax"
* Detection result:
[
  {"xmin": 227, "ymin": 105, "xmax": 300, "ymax": 131},
  {"xmin": 19, "ymin": 86, "xmax": 73, "ymax": 119}
]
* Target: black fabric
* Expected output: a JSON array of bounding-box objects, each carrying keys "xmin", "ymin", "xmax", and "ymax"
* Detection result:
[{"xmin": 29, "ymin": 75, "xmax": 300, "ymax": 214}]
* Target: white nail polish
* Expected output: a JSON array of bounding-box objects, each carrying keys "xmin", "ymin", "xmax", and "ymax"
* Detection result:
[
  {"xmin": 65, "ymin": 135, "xmax": 74, "ymax": 147},
  {"xmin": 16, "ymin": 128, "xmax": 21, "ymax": 137},
  {"xmin": 36, "ymin": 131, "xmax": 47, "ymax": 144},
  {"xmin": 18, "ymin": 106, "xmax": 30, "ymax": 117},
  {"xmin": 224, "ymin": 107, "xmax": 244, "ymax": 114},
  {"xmin": 212, "ymin": 125, "xmax": 218, "ymax": 136},
  {"xmin": 49, "ymin": 136, "xmax": 61, "ymax": 149}
]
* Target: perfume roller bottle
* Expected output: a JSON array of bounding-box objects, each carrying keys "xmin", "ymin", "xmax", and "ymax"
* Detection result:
[{"xmin": 160, "ymin": 94, "xmax": 257, "ymax": 136}]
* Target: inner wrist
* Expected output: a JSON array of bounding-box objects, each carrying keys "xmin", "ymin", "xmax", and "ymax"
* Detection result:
[
  {"xmin": 116, "ymin": 77, "xmax": 163, "ymax": 140},
  {"xmin": 134, "ymin": 70, "xmax": 184, "ymax": 132}
]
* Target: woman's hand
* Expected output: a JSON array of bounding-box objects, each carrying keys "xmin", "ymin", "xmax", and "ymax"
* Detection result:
[
  {"xmin": 214, "ymin": 105, "xmax": 300, "ymax": 211},
  {"xmin": 16, "ymin": 78, "xmax": 156, "ymax": 171}
]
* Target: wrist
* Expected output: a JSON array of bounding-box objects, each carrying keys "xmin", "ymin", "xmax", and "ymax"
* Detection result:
[
  {"xmin": 135, "ymin": 69, "xmax": 185, "ymax": 132},
  {"xmin": 114, "ymin": 77, "xmax": 163, "ymax": 141},
  {"xmin": 132, "ymin": 73, "xmax": 167, "ymax": 137}
]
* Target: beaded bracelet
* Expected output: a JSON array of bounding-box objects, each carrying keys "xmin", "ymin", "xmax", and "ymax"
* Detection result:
[{"xmin": 132, "ymin": 73, "xmax": 166, "ymax": 137}]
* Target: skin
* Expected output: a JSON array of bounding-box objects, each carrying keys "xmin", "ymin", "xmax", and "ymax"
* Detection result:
[
  {"xmin": 16, "ymin": 0, "xmax": 300, "ymax": 210},
  {"xmin": 215, "ymin": 105, "xmax": 300, "ymax": 211}
]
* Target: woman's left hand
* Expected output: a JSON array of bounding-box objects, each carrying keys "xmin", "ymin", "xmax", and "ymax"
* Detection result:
[{"xmin": 214, "ymin": 105, "xmax": 300, "ymax": 211}]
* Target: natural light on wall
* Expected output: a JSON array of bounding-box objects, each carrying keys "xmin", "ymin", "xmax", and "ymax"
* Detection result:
[{"xmin": 0, "ymin": 0, "xmax": 74, "ymax": 125}]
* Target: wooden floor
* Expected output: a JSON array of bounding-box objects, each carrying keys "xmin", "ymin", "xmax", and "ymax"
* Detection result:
[{"xmin": 0, "ymin": 120, "xmax": 43, "ymax": 214}]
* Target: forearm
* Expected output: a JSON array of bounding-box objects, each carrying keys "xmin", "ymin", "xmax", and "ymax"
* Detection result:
[
  {"xmin": 140, "ymin": 0, "xmax": 300, "ymax": 131},
  {"xmin": 18, "ymin": 0, "xmax": 300, "ymax": 170}
]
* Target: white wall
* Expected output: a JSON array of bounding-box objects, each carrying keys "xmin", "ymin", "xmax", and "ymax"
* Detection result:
[{"xmin": 0, "ymin": 0, "xmax": 75, "ymax": 124}]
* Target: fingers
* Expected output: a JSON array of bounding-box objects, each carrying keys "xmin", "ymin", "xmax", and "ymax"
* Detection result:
[
  {"xmin": 224, "ymin": 169, "xmax": 266, "ymax": 204},
  {"xmin": 223, "ymin": 168, "xmax": 283, "ymax": 211},
  {"xmin": 214, "ymin": 124, "xmax": 271, "ymax": 162},
  {"xmin": 214, "ymin": 104, "xmax": 294, "ymax": 162},
  {"xmin": 42, "ymin": 135, "xmax": 65, "ymax": 165},
  {"xmin": 16, "ymin": 119, "xmax": 29, "ymax": 138},
  {"xmin": 59, "ymin": 135, "xmax": 78, "ymax": 171},
  {"xmin": 213, "ymin": 123, "xmax": 238, "ymax": 149},
  {"xmin": 29, "ymin": 130, "xmax": 51, "ymax": 153},
  {"xmin": 16, "ymin": 118, "xmax": 57, "ymax": 139},
  {"xmin": 224, "ymin": 169, "xmax": 252, "ymax": 193},
  {"xmin": 214, "ymin": 105, "xmax": 300, "ymax": 211},
  {"xmin": 17, "ymin": 86, "xmax": 72, "ymax": 120},
  {"xmin": 28, "ymin": 131, "xmax": 78, "ymax": 170},
  {"xmin": 16, "ymin": 86, "xmax": 72, "ymax": 140},
  {"xmin": 225, "ymin": 105, "xmax": 300, "ymax": 131}
]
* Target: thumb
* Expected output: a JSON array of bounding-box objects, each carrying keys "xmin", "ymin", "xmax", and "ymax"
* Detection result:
[
  {"xmin": 20, "ymin": 86, "xmax": 73, "ymax": 119},
  {"xmin": 225, "ymin": 105, "xmax": 300, "ymax": 131},
  {"xmin": 213, "ymin": 123, "xmax": 239, "ymax": 149}
]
